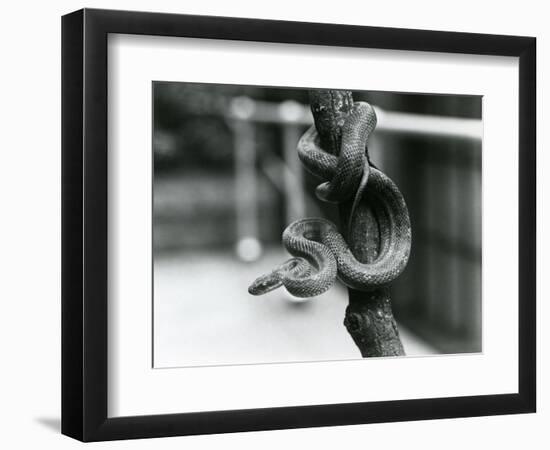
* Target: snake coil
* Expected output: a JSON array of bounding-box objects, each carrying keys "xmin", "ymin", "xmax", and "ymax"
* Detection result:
[{"xmin": 248, "ymin": 101, "xmax": 411, "ymax": 298}]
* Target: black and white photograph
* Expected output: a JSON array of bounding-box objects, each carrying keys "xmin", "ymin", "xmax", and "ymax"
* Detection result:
[
  {"xmin": 153, "ymin": 82, "xmax": 482, "ymax": 368},
  {"xmin": 0, "ymin": 0, "xmax": 543, "ymax": 447}
]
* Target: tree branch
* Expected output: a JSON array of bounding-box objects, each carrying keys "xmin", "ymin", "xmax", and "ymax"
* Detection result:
[{"xmin": 308, "ymin": 90, "xmax": 405, "ymax": 357}]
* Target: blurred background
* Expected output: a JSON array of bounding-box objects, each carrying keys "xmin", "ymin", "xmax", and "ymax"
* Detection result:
[{"xmin": 152, "ymin": 82, "xmax": 481, "ymax": 368}]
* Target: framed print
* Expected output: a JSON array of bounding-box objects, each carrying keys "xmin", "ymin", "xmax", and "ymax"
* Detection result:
[{"xmin": 61, "ymin": 8, "xmax": 536, "ymax": 442}]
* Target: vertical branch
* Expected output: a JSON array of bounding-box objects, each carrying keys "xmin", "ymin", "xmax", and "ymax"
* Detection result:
[{"xmin": 309, "ymin": 90, "xmax": 405, "ymax": 357}]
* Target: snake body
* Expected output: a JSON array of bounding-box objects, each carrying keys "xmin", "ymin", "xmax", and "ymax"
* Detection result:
[{"xmin": 248, "ymin": 101, "xmax": 411, "ymax": 298}]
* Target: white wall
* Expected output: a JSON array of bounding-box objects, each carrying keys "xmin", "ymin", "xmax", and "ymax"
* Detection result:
[{"xmin": 0, "ymin": 0, "xmax": 546, "ymax": 448}]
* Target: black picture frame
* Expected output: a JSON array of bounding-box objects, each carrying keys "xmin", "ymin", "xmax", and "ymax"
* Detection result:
[{"xmin": 61, "ymin": 8, "xmax": 536, "ymax": 442}]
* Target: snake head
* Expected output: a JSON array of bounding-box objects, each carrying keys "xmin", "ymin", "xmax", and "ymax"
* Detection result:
[{"xmin": 248, "ymin": 273, "xmax": 283, "ymax": 296}]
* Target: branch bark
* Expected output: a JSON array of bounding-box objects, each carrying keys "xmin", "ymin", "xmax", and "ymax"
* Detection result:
[{"xmin": 309, "ymin": 90, "xmax": 405, "ymax": 357}]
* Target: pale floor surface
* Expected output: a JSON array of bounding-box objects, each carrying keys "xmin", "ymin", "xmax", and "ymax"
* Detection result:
[{"xmin": 153, "ymin": 249, "xmax": 436, "ymax": 368}]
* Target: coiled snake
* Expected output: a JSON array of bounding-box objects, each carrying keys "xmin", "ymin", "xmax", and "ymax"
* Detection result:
[{"xmin": 248, "ymin": 101, "xmax": 411, "ymax": 298}]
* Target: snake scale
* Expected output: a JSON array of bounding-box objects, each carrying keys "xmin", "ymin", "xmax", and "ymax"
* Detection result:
[{"xmin": 248, "ymin": 101, "xmax": 411, "ymax": 298}]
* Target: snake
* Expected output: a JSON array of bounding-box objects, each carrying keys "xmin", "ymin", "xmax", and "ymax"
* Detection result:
[{"xmin": 248, "ymin": 101, "xmax": 411, "ymax": 298}]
